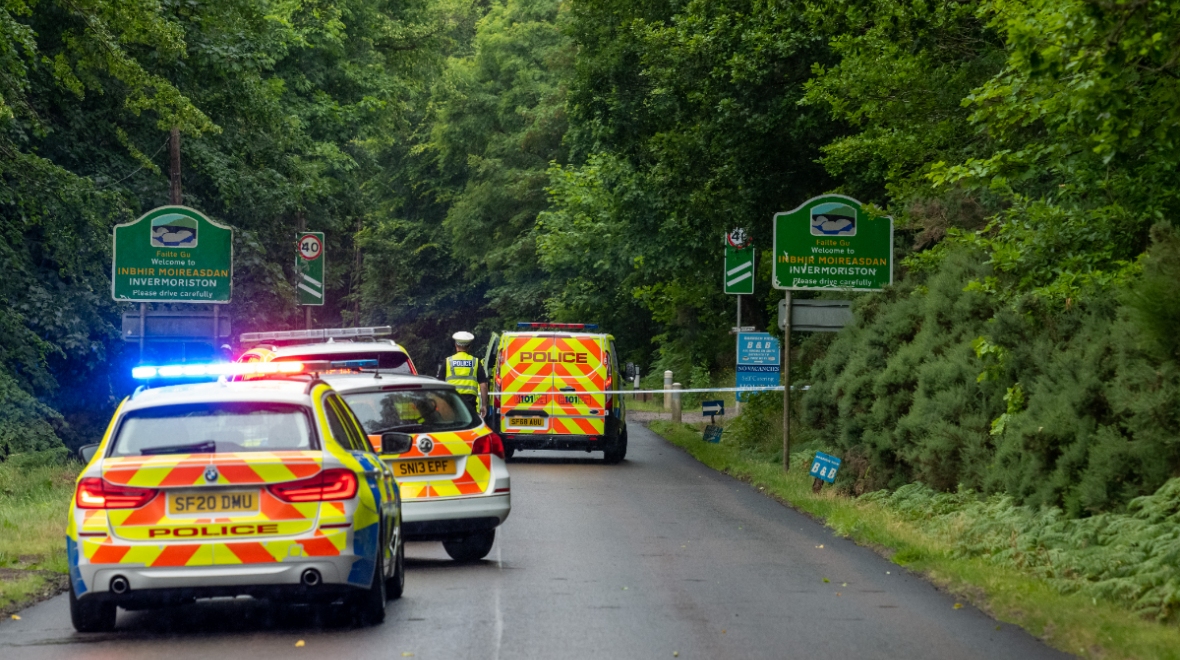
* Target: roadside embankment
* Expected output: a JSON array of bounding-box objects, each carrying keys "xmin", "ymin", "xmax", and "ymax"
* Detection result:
[
  {"xmin": 0, "ymin": 454, "xmax": 77, "ymax": 618},
  {"xmin": 647, "ymin": 419, "xmax": 1180, "ymax": 660}
]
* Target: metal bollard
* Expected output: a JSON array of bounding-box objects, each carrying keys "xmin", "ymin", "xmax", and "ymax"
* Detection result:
[
  {"xmin": 664, "ymin": 370, "xmax": 673, "ymax": 410},
  {"xmin": 671, "ymin": 383, "xmax": 682, "ymax": 423}
]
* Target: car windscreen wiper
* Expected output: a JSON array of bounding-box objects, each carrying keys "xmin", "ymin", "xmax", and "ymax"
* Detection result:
[{"xmin": 140, "ymin": 440, "xmax": 216, "ymax": 456}]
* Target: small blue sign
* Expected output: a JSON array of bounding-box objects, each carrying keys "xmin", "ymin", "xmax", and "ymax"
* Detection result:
[
  {"xmin": 809, "ymin": 452, "xmax": 842, "ymax": 484},
  {"xmin": 737, "ymin": 332, "xmax": 781, "ymax": 366},
  {"xmin": 702, "ymin": 425, "xmax": 723, "ymax": 443},
  {"xmin": 702, "ymin": 400, "xmax": 724, "ymax": 416}
]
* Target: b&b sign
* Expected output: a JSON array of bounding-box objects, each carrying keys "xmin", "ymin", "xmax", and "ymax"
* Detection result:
[{"xmin": 809, "ymin": 451, "xmax": 841, "ymax": 484}]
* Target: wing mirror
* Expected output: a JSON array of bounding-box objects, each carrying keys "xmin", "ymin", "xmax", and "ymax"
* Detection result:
[
  {"xmin": 78, "ymin": 444, "xmax": 100, "ymax": 463},
  {"xmin": 625, "ymin": 362, "xmax": 637, "ymax": 380},
  {"xmin": 381, "ymin": 432, "xmax": 414, "ymax": 455}
]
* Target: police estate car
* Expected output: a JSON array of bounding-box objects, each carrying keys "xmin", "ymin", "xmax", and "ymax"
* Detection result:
[
  {"xmin": 236, "ymin": 326, "xmax": 417, "ymax": 374},
  {"xmin": 324, "ymin": 373, "xmax": 511, "ymax": 562},
  {"xmin": 67, "ymin": 361, "xmax": 405, "ymax": 632}
]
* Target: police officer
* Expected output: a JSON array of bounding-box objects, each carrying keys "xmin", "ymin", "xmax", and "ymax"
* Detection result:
[{"xmin": 439, "ymin": 331, "xmax": 488, "ymax": 415}]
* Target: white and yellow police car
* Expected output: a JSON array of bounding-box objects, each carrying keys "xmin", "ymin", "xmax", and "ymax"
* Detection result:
[
  {"xmin": 67, "ymin": 361, "xmax": 405, "ymax": 632},
  {"xmin": 324, "ymin": 372, "xmax": 510, "ymax": 562},
  {"xmin": 236, "ymin": 326, "xmax": 418, "ymax": 374}
]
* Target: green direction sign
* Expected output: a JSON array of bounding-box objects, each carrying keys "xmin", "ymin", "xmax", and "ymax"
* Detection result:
[
  {"xmin": 296, "ymin": 232, "xmax": 325, "ymax": 306},
  {"xmin": 773, "ymin": 194, "xmax": 893, "ymax": 291},
  {"xmin": 724, "ymin": 245, "xmax": 755, "ymax": 294},
  {"xmin": 112, "ymin": 206, "xmax": 233, "ymax": 303}
]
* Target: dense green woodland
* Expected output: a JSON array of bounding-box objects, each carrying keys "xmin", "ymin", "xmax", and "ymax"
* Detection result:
[{"xmin": 2, "ymin": 0, "xmax": 1178, "ymax": 515}]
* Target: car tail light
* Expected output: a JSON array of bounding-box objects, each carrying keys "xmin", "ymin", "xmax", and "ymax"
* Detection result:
[
  {"xmin": 269, "ymin": 469, "xmax": 358, "ymax": 503},
  {"xmin": 472, "ymin": 433, "xmax": 505, "ymax": 459},
  {"xmin": 75, "ymin": 478, "xmax": 158, "ymax": 509}
]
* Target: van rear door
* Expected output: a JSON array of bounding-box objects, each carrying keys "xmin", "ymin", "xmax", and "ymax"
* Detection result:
[
  {"xmin": 499, "ymin": 333, "xmax": 555, "ymax": 434},
  {"xmin": 548, "ymin": 335, "xmax": 606, "ymax": 436}
]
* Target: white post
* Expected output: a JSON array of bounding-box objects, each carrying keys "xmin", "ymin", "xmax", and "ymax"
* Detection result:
[
  {"xmin": 671, "ymin": 383, "xmax": 682, "ymax": 423},
  {"xmin": 663, "ymin": 370, "xmax": 673, "ymax": 411}
]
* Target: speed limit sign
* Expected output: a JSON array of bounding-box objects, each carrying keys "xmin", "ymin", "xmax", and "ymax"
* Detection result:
[
  {"xmin": 298, "ymin": 233, "xmax": 323, "ymax": 260},
  {"xmin": 296, "ymin": 232, "xmax": 324, "ymax": 305}
]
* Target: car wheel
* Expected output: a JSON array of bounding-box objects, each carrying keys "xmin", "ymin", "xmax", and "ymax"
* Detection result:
[
  {"xmin": 69, "ymin": 585, "xmax": 116, "ymax": 633},
  {"xmin": 442, "ymin": 529, "xmax": 495, "ymax": 562},
  {"xmin": 351, "ymin": 549, "xmax": 386, "ymax": 626},
  {"xmin": 385, "ymin": 537, "xmax": 404, "ymax": 600},
  {"xmin": 603, "ymin": 430, "xmax": 627, "ymax": 464}
]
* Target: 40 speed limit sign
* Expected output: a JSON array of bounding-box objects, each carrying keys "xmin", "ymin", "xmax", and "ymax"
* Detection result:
[{"xmin": 296, "ymin": 232, "xmax": 324, "ymax": 305}]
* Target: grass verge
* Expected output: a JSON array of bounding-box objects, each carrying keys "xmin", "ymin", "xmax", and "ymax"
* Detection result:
[
  {"xmin": 649, "ymin": 419, "xmax": 1180, "ymax": 660},
  {"xmin": 0, "ymin": 455, "xmax": 79, "ymax": 617}
]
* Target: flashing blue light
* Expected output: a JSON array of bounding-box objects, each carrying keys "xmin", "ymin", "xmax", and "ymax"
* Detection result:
[
  {"xmin": 131, "ymin": 366, "xmax": 158, "ymax": 379},
  {"xmin": 132, "ymin": 361, "xmax": 310, "ymax": 380}
]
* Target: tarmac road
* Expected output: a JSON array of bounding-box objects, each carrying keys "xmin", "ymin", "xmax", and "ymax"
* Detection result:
[{"xmin": 0, "ymin": 422, "xmax": 1071, "ymax": 660}]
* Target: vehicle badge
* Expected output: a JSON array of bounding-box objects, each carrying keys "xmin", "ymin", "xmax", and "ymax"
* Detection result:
[
  {"xmin": 204, "ymin": 466, "xmax": 219, "ymax": 483},
  {"xmin": 417, "ymin": 435, "xmax": 434, "ymax": 455}
]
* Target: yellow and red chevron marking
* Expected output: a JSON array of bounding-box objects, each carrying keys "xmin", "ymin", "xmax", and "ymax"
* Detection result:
[
  {"xmin": 400, "ymin": 453, "xmax": 492, "ymax": 500},
  {"xmin": 102, "ymin": 452, "xmax": 322, "ymax": 488},
  {"xmin": 81, "ymin": 530, "xmax": 346, "ymax": 567},
  {"xmin": 83, "ymin": 536, "xmax": 216, "ymax": 567},
  {"xmin": 547, "ymin": 416, "xmax": 602, "ymax": 435},
  {"xmin": 103, "ymin": 488, "xmax": 319, "ymax": 542},
  {"xmin": 378, "ymin": 428, "xmax": 481, "ymax": 459}
]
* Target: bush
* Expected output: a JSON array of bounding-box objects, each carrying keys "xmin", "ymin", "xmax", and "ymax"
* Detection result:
[
  {"xmin": 0, "ymin": 370, "xmax": 65, "ymax": 462},
  {"xmin": 862, "ymin": 478, "xmax": 1180, "ymax": 622},
  {"xmin": 804, "ymin": 242, "xmax": 1180, "ymax": 514}
]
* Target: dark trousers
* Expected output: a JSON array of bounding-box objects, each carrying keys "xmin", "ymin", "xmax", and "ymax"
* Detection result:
[{"xmin": 458, "ymin": 393, "xmax": 479, "ymax": 417}]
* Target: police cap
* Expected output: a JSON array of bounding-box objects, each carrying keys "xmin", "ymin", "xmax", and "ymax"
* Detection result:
[{"xmin": 452, "ymin": 331, "xmax": 475, "ymax": 346}]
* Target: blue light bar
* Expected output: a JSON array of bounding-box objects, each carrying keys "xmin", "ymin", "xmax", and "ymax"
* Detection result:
[
  {"xmin": 131, "ymin": 362, "xmax": 308, "ymax": 380},
  {"xmin": 329, "ymin": 359, "xmax": 379, "ymax": 369},
  {"xmin": 516, "ymin": 322, "xmax": 599, "ymax": 331}
]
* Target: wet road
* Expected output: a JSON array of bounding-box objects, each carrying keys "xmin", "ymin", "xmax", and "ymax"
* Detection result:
[{"xmin": 0, "ymin": 422, "xmax": 1070, "ymax": 659}]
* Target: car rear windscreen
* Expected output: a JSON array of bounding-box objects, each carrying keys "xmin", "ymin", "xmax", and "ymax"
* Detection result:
[
  {"xmin": 344, "ymin": 389, "xmax": 477, "ymax": 434},
  {"xmin": 111, "ymin": 403, "xmax": 315, "ymax": 456}
]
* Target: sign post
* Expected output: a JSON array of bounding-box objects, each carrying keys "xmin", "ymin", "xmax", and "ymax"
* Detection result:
[
  {"xmin": 773, "ymin": 195, "xmax": 893, "ymax": 471},
  {"xmin": 725, "ymin": 229, "xmax": 754, "ymax": 415},
  {"xmin": 297, "ymin": 232, "xmax": 325, "ymax": 329}
]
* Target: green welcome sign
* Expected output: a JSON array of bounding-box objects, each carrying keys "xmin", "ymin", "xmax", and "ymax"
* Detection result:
[
  {"xmin": 773, "ymin": 194, "xmax": 892, "ymax": 291},
  {"xmin": 112, "ymin": 206, "xmax": 233, "ymax": 303}
]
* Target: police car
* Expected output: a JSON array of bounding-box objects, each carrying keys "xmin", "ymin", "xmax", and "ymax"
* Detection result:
[
  {"xmin": 67, "ymin": 361, "xmax": 405, "ymax": 632},
  {"xmin": 324, "ymin": 372, "xmax": 510, "ymax": 562},
  {"xmin": 236, "ymin": 326, "xmax": 417, "ymax": 374}
]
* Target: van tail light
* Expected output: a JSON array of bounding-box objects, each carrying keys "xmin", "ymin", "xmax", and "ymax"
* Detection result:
[
  {"xmin": 472, "ymin": 433, "xmax": 505, "ymax": 459},
  {"xmin": 76, "ymin": 478, "xmax": 158, "ymax": 509},
  {"xmin": 269, "ymin": 469, "xmax": 358, "ymax": 503}
]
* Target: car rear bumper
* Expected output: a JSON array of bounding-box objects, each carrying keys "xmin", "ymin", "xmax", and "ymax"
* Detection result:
[
  {"xmin": 402, "ymin": 493, "xmax": 510, "ymax": 540},
  {"xmin": 75, "ymin": 557, "xmax": 360, "ymax": 603}
]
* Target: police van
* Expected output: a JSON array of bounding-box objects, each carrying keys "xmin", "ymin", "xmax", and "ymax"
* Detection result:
[{"xmin": 486, "ymin": 323, "xmax": 627, "ymax": 463}]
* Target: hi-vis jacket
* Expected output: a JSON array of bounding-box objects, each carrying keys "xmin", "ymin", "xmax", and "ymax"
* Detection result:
[{"xmin": 444, "ymin": 351, "xmax": 481, "ymax": 396}]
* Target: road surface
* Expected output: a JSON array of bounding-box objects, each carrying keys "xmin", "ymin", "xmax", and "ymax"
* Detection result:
[{"xmin": 0, "ymin": 422, "xmax": 1070, "ymax": 659}]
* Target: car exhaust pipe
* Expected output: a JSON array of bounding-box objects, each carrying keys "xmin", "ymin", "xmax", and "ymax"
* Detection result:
[
  {"xmin": 110, "ymin": 575, "xmax": 130, "ymax": 595},
  {"xmin": 301, "ymin": 569, "xmax": 321, "ymax": 587}
]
